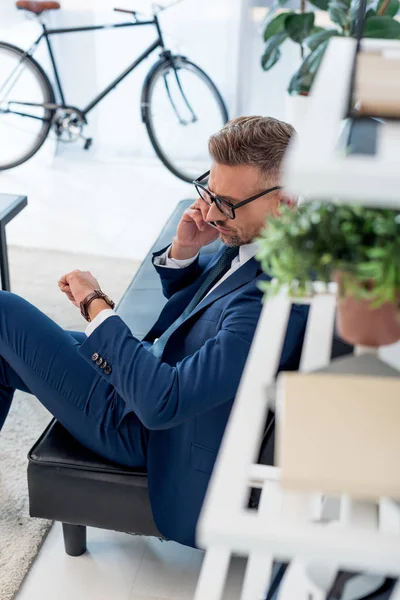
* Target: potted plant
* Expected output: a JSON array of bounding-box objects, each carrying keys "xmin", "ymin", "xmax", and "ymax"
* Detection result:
[
  {"xmin": 256, "ymin": 202, "xmax": 400, "ymax": 347},
  {"xmin": 261, "ymin": 0, "xmax": 400, "ymax": 97}
]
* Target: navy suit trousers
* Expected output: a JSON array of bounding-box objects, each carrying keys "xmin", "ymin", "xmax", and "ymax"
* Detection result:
[{"xmin": 0, "ymin": 291, "xmax": 147, "ymax": 468}]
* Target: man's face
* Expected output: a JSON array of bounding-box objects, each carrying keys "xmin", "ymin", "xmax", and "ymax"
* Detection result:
[{"xmin": 197, "ymin": 162, "xmax": 283, "ymax": 246}]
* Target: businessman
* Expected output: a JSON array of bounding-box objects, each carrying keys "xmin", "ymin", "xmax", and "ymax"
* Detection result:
[{"xmin": 0, "ymin": 116, "xmax": 307, "ymax": 548}]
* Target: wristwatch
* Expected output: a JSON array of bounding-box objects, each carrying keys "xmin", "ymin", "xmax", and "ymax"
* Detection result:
[{"xmin": 80, "ymin": 289, "xmax": 115, "ymax": 322}]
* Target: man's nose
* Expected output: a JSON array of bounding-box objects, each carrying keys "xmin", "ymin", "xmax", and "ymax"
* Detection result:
[{"xmin": 205, "ymin": 201, "xmax": 226, "ymax": 223}]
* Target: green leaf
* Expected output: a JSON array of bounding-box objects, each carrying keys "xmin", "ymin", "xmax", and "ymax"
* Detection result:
[
  {"xmin": 285, "ymin": 12, "xmax": 315, "ymax": 43},
  {"xmin": 367, "ymin": 247, "xmax": 388, "ymax": 257},
  {"xmin": 365, "ymin": 7, "xmax": 377, "ymax": 18},
  {"xmin": 309, "ymin": 25, "xmax": 326, "ymax": 35},
  {"xmin": 261, "ymin": 32, "xmax": 287, "ymax": 70},
  {"xmin": 349, "ymin": 0, "xmax": 367, "ymax": 34},
  {"xmin": 304, "ymin": 28, "xmax": 338, "ymax": 51},
  {"xmin": 260, "ymin": 0, "xmax": 291, "ymax": 37},
  {"xmin": 308, "ymin": 0, "xmax": 330, "ymax": 9},
  {"xmin": 364, "ymin": 0, "xmax": 378, "ymax": 17},
  {"xmin": 328, "ymin": 0, "xmax": 349, "ymax": 30},
  {"xmin": 256, "ymin": 202, "xmax": 400, "ymax": 306},
  {"xmin": 288, "ymin": 39, "xmax": 329, "ymax": 94},
  {"xmin": 363, "ymin": 14, "xmax": 400, "ymax": 37},
  {"xmin": 263, "ymin": 12, "xmax": 290, "ymax": 40},
  {"xmin": 377, "ymin": 0, "xmax": 399, "ymax": 16}
]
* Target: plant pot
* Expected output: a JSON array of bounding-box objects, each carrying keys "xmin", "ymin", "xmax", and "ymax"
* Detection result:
[{"xmin": 335, "ymin": 275, "xmax": 400, "ymax": 347}]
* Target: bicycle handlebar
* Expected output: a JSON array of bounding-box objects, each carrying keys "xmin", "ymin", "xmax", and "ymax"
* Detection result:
[
  {"xmin": 114, "ymin": 7, "xmax": 137, "ymax": 14},
  {"xmin": 113, "ymin": 6, "xmax": 151, "ymax": 22}
]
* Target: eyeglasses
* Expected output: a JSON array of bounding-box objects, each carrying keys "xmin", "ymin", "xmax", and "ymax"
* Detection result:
[{"xmin": 193, "ymin": 170, "xmax": 283, "ymax": 220}]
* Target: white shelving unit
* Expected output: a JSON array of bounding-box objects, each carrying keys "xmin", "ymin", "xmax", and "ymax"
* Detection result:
[
  {"xmin": 194, "ymin": 290, "xmax": 400, "ymax": 599},
  {"xmin": 194, "ymin": 35, "xmax": 400, "ymax": 599}
]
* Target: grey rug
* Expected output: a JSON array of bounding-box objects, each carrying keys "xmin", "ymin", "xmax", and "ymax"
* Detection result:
[{"xmin": 0, "ymin": 246, "xmax": 139, "ymax": 600}]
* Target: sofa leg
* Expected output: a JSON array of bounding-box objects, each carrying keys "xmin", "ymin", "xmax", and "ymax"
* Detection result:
[{"xmin": 62, "ymin": 523, "xmax": 87, "ymax": 556}]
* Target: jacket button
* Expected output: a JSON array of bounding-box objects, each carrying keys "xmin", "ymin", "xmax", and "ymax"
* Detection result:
[
  {"xmin": 96, "ymin": 356, "xmax": 103, "ymax": 366},
  {"xmin": 104, "ymin": 365, "xmax": 112, "ymax": 375},
  {"xmin": 100, "ymin": 361, "xmax": 108, "ymax": 370},
  {"xmin": 91, "ymin": 353, "xmax": 99, "ymax": 362}
]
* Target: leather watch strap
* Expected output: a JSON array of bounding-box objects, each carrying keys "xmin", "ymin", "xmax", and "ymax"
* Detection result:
[{"xmin": 80, "ymin": 289, "xmax": 115, "ymax": 322}]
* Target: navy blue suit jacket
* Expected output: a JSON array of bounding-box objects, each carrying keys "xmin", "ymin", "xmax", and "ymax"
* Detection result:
[{"xmin": 79, "ymin": 245, "xmax": 308, "ymax": 547}]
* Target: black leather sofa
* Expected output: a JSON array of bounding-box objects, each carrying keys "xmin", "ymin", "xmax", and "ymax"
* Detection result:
[{"xmin": 27, "ymin": 198, "xmax": 352, "ymax": 557}]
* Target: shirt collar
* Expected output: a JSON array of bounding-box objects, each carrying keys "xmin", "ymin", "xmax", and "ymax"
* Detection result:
[{"xmin": 238, "ymin": 241, "xmax": 259, "ymax": 266}]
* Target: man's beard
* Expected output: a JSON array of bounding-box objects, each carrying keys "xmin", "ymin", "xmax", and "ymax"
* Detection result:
[{"xmin": 219, "ymin": 232, "xmax": 246, "ymax": 247}]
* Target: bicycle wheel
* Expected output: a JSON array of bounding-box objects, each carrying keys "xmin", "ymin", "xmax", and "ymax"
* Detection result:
[
  {"xmin": 142, "ymin": 56, "xmax": 228, "ymax": 183},
  {"xmin": 0, "ymin": 42, "xmax": 54, "ymax": 170}
]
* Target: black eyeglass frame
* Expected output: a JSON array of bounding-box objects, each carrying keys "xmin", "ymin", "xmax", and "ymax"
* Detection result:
[{"xmin": 193, "ymin": 170, "xmax": 283, "ymax": 220}]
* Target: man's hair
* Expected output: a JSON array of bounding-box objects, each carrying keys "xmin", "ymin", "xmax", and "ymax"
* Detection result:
[{"xmin": 208, "ymin": 116, "xmax": 295, "ymax": 182}]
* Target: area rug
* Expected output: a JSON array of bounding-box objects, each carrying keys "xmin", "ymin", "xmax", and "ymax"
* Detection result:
[{"xmin": 0, "ymin": 246, "xmax": 139, "ymax": 600}]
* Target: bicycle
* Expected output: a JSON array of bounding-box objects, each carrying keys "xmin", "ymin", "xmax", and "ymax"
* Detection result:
[{"xmin": 0, "ymin": 1, "xmax": 229, "ymax": 182}]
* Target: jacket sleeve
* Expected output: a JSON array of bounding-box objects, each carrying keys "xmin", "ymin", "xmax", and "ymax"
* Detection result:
[
  {"xmin": 77, "ymin": 290, "xmax": 307, "ymax": 431},
  {"xmin": 152, "ymin": 246, "xmax": 214, "ymax": 299}
]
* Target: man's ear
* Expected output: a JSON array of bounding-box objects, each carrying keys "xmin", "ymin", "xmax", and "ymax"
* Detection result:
[
  {"xmin": 272, "ymin": 191, "xmax": 296, "ymax": 218},
  {"xmin": 279, "ymin": 192, "xmax": 296, "ymax": 209}
]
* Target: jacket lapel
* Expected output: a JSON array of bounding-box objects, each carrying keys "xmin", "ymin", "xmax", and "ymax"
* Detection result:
[{"xmin": 184, "ymin": 255, "xmax": 264, "ymax": 322}]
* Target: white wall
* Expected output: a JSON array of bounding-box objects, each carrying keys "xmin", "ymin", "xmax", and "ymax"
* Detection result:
[{"xmin": 237, "ymin": 6, "xmax": 301, "ymax": 120}]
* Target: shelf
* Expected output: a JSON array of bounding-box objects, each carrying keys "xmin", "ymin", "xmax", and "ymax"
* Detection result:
[{"xmin": 283, "ymin": 37, "xmax": 400, "ymax": 208}]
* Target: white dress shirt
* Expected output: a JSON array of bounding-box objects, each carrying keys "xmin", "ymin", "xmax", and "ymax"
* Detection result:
[{"xmin": 85, "ymin": 242, "xmax": 259, "ymax": 337}]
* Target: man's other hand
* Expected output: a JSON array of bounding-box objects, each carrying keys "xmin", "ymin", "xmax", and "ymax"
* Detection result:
[
  {"xmin": 170, "ymin": 199, "xmax": 219, "ymax": 260},
  {"xmin": 58, "ymin": 270, "xmax": 101, "ymax": 307}
]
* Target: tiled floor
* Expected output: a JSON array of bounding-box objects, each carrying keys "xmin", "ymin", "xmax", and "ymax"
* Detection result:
[
  {"xmin": 0, "ymin": 142, "xmax": 192, "ymax": 261},
  {"xmin": 16, "ymin": 523, "xmax": 246, "ymax": 600}
]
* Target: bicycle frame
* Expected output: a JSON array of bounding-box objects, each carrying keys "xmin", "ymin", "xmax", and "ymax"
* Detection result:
[{"xmin": 6, "ymin": 12, "xmax": 167, "ymax": 118}]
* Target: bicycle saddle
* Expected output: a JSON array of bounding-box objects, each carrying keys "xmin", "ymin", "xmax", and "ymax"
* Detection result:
[{"xmin": 16, "ymin": 1, "xmax": 61, "ymax": 14}]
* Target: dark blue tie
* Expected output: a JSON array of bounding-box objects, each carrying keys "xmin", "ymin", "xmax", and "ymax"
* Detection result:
[{"xmin": 149, "ymin": 246, "xmax": 239, "ymax": 358}]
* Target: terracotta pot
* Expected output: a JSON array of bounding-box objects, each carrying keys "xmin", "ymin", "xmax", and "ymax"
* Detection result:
[{"xmin": 335, "ymin": 274, "xmax": 400, "ymax": 347}]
